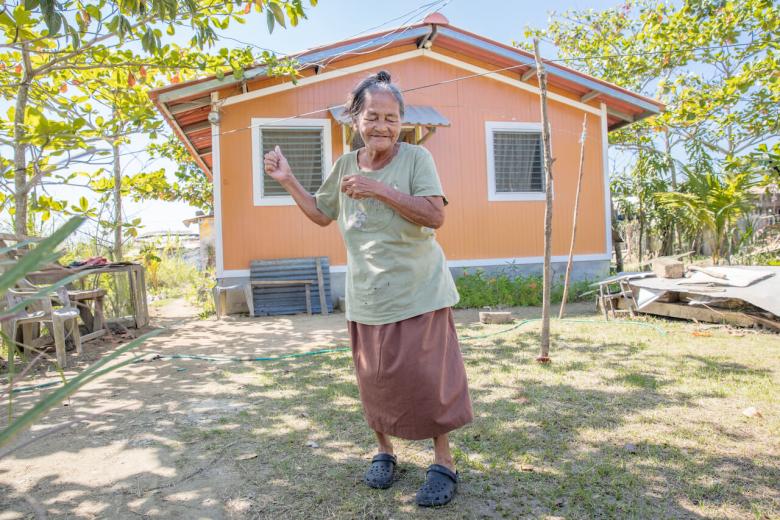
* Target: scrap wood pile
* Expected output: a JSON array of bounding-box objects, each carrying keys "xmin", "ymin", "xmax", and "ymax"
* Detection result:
[{"xmin": 598, "ymin": 258, "xmax": 780, "ymax": 331}]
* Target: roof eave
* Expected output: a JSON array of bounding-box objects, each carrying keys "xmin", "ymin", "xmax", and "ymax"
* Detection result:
[
  {"xmin": 152, "ymin": 24, "xmax": 431, "ymax": 105},
  {"xmin": 151, "ymin": 95, "xmax": 214, "ymax": 180},
  {"xmin": 435, "ymin": 26, "xmax": 663, "ymax": 115}
]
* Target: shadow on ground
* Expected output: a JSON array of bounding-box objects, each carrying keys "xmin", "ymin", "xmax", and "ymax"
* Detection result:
[{"xmin": 0, "ymin": 301, "xmax": 777, "ymax": 519}]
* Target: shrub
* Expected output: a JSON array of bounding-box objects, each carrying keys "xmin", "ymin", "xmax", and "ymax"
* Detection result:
[{"xmin": 454, "ymin": 269, "xmax": 594, "ymax": 309}]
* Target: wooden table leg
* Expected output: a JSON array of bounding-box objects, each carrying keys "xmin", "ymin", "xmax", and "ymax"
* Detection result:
[
  {"xmin": 136, "ymin": 266, "xmax": 149, "ymax": 327},
  {"xmin": 304, "ymin": 284, "xmax": 312, "ymax": 315},
  {"xmin": 127, "ymin": 267, "xmax": 138, "ymax": 328}
]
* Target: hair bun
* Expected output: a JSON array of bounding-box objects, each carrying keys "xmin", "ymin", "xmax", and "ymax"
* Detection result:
[{"xmin": 375, "ymin": 70, "xmax": 392, "ymax": 83}]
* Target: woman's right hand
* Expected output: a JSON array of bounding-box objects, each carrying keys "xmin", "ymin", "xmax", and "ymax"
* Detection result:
[{"xmin": 263, "ymin": 145, "xmax": 293, "ymax": 184}]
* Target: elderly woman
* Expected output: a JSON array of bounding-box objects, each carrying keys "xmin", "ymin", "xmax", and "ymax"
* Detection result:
[{"xmin": 263, "ymin": 70, "xmax": 472, "ymax": 507}]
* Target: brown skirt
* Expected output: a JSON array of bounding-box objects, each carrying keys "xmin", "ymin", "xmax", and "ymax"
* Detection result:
[{"xmin": 348, "ymin": 307, "xmax": 473, "ymax": 440}]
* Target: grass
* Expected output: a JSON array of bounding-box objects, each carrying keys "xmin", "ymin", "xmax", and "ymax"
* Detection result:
[{"xmin": 177, "ymin": 316, "xmax": 780, "ymax": 519}]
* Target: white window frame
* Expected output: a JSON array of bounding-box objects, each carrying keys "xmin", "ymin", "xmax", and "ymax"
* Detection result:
[
  {"xmin": 485, "ymin": 121, "xmax": 549, "ymax": 202},
  {"xmin": 251, "ymin": 118, "xmax": 332, "ymax": 206}
]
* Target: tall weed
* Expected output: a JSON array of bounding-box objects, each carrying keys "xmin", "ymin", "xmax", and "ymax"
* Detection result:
[{"xmin": 455, "ymin": 269, "xmax": 594, "ymax": 309}]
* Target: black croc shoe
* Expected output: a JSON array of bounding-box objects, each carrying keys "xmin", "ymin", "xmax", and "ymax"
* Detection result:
[
  {"xmin": 416, "ymin": 464, "xmax": 458, "ymax": 507},
  {"xmin": 364, "ymin": 453, "xmax": 397, "ymax": 489}
]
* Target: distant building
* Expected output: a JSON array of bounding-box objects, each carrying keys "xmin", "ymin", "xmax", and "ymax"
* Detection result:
[
  {"xmin": 134, "ymin": 230, "xmax": 201, "ymax": 268},
  {"xmin": 182, "ymin": 212, "xmax": 216, "ymax": 271}
]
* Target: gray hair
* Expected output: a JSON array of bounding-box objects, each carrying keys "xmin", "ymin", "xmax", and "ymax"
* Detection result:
[{"xmin": 345, "ymin": 70, "xmax": 405, "ymax": 122}]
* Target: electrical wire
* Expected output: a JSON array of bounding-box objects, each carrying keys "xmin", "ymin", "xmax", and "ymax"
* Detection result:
[
  {"xmin": 1, "ymin": 24, "xmax": 765, "ymax": 168},
  {"xmin": 161, "ymin": 41, "xmax": 758, "ymax": 143}
]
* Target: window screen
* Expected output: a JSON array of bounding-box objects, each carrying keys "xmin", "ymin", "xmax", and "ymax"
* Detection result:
[
  {"xmin": 261, "ymin": 127, "xmax": 324, "ymax": 196},
  {"xmin": 492, "ymin": 130, "xmax": 544, "ymax": 193}
]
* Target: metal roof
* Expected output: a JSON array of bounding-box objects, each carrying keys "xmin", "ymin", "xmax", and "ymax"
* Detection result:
[
  {"xmin": 329, "ymin": 105, "xmax": 451, "ymax": 127},
  {"xmin": 149, "ymin": 17, "xmax": 664, "ymax": 178}
]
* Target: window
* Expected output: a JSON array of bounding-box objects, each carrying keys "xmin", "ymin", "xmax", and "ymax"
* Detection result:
[
  {"xmin": 252, "ymin": 118, "xmax": 332, "ymax": 206},
  {"xmin": 485, "ymin": 122, "xmax": 547, "ymax": 201}
]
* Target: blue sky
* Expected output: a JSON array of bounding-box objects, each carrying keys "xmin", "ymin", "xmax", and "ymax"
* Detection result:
[{"xmin": 25, "ymin": 0, "xmax": 629, "ymax": 235}]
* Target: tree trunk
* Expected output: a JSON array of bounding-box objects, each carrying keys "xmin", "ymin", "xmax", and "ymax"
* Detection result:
[
  {"xmin": 611, "ymin": 199, "xmax": 624, "ymax": 273},
  {"xmin": 533, "ymin": 40, "xmax": 554, "ymax": 362},
  {"xmin": 559, "ymin": 115, "xmax": 587, "ymax": 319},
  {"xmin": 638, "ymin": 197, "xmax": 644, "ymax": 264},
  {"xmin": 13, "ymin": 45, "xmax": 32, "ymax": 236},
  {"xmin": 112, "ymin": 139, "xmax": 123, "ymax": 261},
  {"xmin": 664, "ymin": 127, "xmax": 678, "ymax": 255}
]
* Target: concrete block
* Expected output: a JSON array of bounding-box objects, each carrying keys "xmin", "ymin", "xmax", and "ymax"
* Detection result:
[
  {"xmin": 479, "ymin": 311, "xmax": 513, "ymax": 324},
  {"xmin": 652, "ymin": 258, "xmax": 684, "ymax": 279}
]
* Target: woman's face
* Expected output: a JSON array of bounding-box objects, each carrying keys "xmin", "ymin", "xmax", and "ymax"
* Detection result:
[{"xmin": 355, "ymin": 89, "xmax": 402, "ymax": 154}]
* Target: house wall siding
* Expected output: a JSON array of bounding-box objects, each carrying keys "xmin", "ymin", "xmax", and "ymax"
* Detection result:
[{"xmin": 217, "ymin": 53, "xmax": 607, "ymax": 271}]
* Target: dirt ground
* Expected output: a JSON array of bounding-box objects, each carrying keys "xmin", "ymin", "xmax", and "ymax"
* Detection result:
[
  {"xmin": 0, "ymin": 298, "xmax": 351, "ymax": 519},
  {"xmin": 0, "ymin": 299, "xmax": 532, "ymax": 519}
]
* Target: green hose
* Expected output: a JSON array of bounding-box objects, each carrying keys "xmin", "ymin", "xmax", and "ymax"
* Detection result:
[
  {"xmin": 7, "ymin": 381, "xmax": 60, "ymax": 394},
  {"xmin": 8, "ymin": 347, "xmax": 350, "ymax": 394},
  {"xmin": 6, "ymin": 318, "xmax": 665, "ymax": 394},
  {"xmin": 163, "ymin": 347, "xmax": 350, "ymax": 363},
  {"xmin": 459, "ymin": 317, "xmax": 666, "ymax": 340}
]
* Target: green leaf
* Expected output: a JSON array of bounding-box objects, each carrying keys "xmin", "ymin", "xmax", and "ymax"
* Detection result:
[
  {"xmin": 0, "ymin": 239, "xmax": 39, "ymax": 256},
  {"xmin": 78, "ymin": 196, "xmax": 89, "ymax": 212},
  {"xmin": 269, "ymin": 2, "xmax": 286, "ymax": 28},
  {"xmin": 45, "ymin": 11, "xmax": 62, "ymax": 36},
  {"xmin": 68, "ymin": 25, "xmax": 81, "ymax": 49},
  {"xmin": 0, "ymin": 217, "xmax": 83, "ymax": 295},
  {"xmin": 85, "ymin": 5, "xmax": 101, "ymax": 20},
  {"xmin": 266, "ymin": 9, "xmax": 275, "ymax": 33},
  {"xmin": 23, "ymin": 0, "xmax": 40, "ymax": 9}
]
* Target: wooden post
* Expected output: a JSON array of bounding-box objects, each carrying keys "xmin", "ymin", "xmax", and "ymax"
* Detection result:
[
  {"xmin": 533, "ymin": 39, "xmax": 554, "ymax": 363},
  {"xmin": 559, "ymin": 115, "xmax": 588, "ymax": 319}
]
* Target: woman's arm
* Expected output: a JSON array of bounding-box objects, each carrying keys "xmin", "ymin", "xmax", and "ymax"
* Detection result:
[
  {"xmin": 340, "ymin": 175, "xmax": 445, "ymax": 229},
  {"xmin": 263, "ymin": 146, "xmax": 333, "ymax": 227}
]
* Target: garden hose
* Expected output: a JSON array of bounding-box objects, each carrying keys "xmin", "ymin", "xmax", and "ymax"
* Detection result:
[
  {"xmin": 459, "ymin": 317, "xmax": 667, "ymax": 340},
  {"xmin": 7, "ymin": 318, "xmax": 665, "ymax": 394},
  {"xmin": 158, "ymin": 347, "xmax": 351, "ymax": 363}
]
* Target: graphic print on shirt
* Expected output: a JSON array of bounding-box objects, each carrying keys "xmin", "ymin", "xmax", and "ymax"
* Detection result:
[{"xmin": 343, "ymin": 180, "xmax": 397, "ymax": 233}]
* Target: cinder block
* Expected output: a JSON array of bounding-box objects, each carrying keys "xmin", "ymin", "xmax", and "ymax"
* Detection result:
[
  {"xmin": 479, "ymin": 311, "xmax": 513, "ymax": 324},
  {"xmin": 652, "ymin": 258, "xmax": 684, "ymax": 279}
]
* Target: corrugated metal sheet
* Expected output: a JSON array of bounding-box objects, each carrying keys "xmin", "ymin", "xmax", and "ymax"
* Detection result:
[
  {"xmin": 329, "ymin": 105, "xmax": 451, "ymax": 127},
  {"xmin": 250, "ymin": 257, "xmax": 334, "ymax": 316}
]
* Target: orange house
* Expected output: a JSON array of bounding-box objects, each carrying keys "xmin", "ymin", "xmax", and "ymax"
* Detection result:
[{"xmin": 150, "ymin": 14, "xmax": 662, "ymax": 310}]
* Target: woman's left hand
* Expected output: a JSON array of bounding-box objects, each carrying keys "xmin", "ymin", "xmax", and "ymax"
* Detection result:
[{"xmin": 341, "ymin": 175, "xmax": 387, "ymax": 200}]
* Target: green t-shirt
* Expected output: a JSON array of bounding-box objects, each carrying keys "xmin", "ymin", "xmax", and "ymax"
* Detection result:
[{"xmin": 315, "ymin": 142, "xmax": 459, "ymax": 325}]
